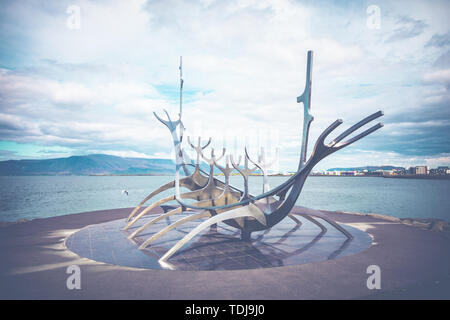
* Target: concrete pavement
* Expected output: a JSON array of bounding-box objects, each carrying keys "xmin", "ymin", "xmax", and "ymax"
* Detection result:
[{"xmin": 1, "ymin": 206, "xmax": 449, "ymax": 299}]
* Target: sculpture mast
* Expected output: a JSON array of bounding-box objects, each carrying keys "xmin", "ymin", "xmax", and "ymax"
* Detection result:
[
  {"xmin": 179, "ymin": 56, "xmax": 184, "ymax": 141},
  {"xmin": 178, "ymin": 56, "xmax": 192, "ymax": 176},
  {"xmin": 297, "ymin": 51, "xmax": 314, "ymax": 170}
]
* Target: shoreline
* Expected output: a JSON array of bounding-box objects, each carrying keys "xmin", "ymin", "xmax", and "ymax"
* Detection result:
[
  {"xmin": 311, "ymin": 175, "xmax": 450, "ymax": 180},
  {"xmin": 383, "ymin": 175, "xmax": 450, "ymax": 180},
  {"xmin": 2, "ymin": 208, "xmax": 449, "ymax": 233},
  {"xmin": 2, "ymin": 173, "xmax": 450, "ymax": 180}
]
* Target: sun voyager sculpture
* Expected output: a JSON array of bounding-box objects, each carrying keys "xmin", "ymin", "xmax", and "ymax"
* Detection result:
[{"xmin": 124, "ymin": 51, "xmax": 384, "ymax": 269}]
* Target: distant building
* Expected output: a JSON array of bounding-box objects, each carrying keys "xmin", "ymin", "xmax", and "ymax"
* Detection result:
[
  {"xmin": 437, "ymin": 166, "xmax": 449, "ymax": 175},
  {"xmin": 415, "ymin": 166, "xmax": 428, "ymax": 175},
  {"xmin": 392, "ymin": 168, "xmax": 406, "ymax": 175},
  {"xmin": 365, "ymin": 170, "xmax": 383, "ymax": 176},
  {"xmin": 429, "ymin": 166, "xmax": 449, "ymax": 175},
  {"xmin": 323, "ymin": 165, "xmax": 450, "ymax": 176}
]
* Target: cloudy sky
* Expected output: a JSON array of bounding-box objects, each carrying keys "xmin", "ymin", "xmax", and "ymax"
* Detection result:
[{"xmin": 0, "ymin": 0, "xmax": 449, "ymax": 172}]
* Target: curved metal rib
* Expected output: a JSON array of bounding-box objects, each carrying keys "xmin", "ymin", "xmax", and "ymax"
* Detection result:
[
  {"xmin": 126, "ymin": 180, "xmax": 175, "ymax": 222},
  {"xmin": 139, "ymin": 211, "xmax": 211, "ymax": 249},
  {"xmin": 126, "ymin": 174, "xmax": 207, "ymax": 223},
  {"xmin": 159, "ymin": 203, "xmax": 267, "ymax": 263},
  {"xmin": 123, "ymin": 195, "xmax": 176, "ymax": 230},
  {"xmin": 128, "ymin": 206, "xmax": 186, "ymax": 239}
]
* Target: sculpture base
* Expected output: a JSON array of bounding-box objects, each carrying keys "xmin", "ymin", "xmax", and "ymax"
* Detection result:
[
  {"xmin": 3, "ymin": 206, "xmax": 450, "ymax": 299},
  {"xmin": 65, "ymin": 206, "xmax": 372, "ymax": 270}
]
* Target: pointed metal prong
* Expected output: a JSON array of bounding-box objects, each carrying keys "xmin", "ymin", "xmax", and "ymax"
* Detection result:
[
  {"xmin": 215, "ymin": 147, "xmax": 226, "ymax": 162},
  {"xmin": 314, "ymin": 119, "xmax": 343, "ymax": 148},
  {"xmin": 187, "ymin": 136, "xmax": 195, "ymax": 149},
  {"xmin": 334, "ymin": 122, "xmax": 383, "ymax": 150},
  {"xmin": 202, "ymin": 137, "xmax": 212, "ymax": 149},
  {"xmin": 230, "ymin": 154, "xmax": 242, "ymax": 169},
  {"xmin": 163, "ymin": 109, "xmax": 171, "ymax": 122},
  {"xmin": 153, "ymin": 111, "xmax": 167, "ymax": 125},
  {"xmin": 245, "ymin": 147, "xmax": 263, "ymax": 173},
  {"xmin": 153, "ymin": 108, "xmax": 182, "ymax": 132},
  {"xmin": 329, "ymin": 110, "xmax": 383, "ymax": 147}
]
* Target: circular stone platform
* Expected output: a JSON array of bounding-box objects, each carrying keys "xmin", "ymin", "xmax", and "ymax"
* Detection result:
[
  {"xmin": 2, "ymin": 206, "xmax": 450, "ymax": 299},
  {"xmin": 65, "ymin": 206, "xmax": 372, "ymax": 271}
]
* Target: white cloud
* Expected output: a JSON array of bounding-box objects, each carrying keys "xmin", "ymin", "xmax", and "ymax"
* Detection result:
[
  {"xmin": 424, "ymin": 69, "xmax": 450, "ymax": 84},
  {"xmin": 425, "ymin": 155, "xmax": 450, "ymax": 167},
  {"xmin": 0, "ymin": 0, "xmax": 449, "ymax": 170}
]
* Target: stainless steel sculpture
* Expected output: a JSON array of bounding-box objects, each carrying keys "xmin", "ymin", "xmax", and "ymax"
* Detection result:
[{"xmin": 126, "ymin": 51, "xmax": 384, "ymax": 268}]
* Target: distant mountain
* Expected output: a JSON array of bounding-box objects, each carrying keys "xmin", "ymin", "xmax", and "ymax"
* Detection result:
[
  {"xmin": 0, "ymin": 154, "xmax": 183, "ymax": 176},
  {"xmin": 327, "ymin": 165, "xmax": 405, "ymax": 172},
  {"xmin": 0, "ymin": 155, "xmax": 407, "ymax": 176}
]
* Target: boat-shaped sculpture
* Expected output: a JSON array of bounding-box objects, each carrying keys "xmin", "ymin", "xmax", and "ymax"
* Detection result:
[{"xmin": 125, "ymin": 51, "xmax": 384, "ymax": 268}]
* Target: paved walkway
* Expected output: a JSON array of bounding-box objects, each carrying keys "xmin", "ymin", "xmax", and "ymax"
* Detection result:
[{"xmin": 1, "ymin": 206, "xmax": 449, "ymax": 299}]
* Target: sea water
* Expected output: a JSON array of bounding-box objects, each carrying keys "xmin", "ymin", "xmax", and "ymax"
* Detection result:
[{"xmin": 0, "ymin": 175, "xmax": 449, "ymax": 222}]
